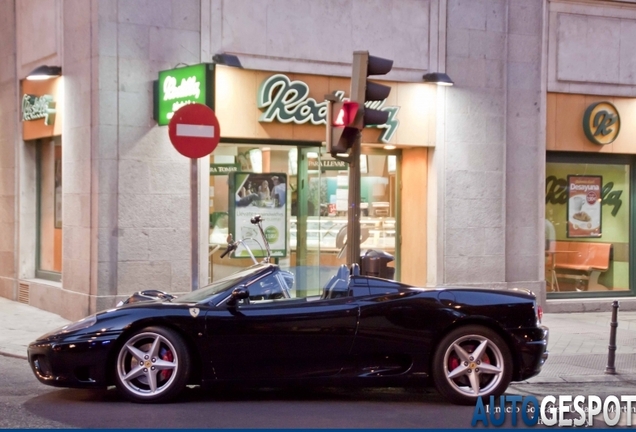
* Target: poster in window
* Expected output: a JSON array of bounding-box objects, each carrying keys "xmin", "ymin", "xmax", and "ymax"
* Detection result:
[
  {"xmin": 567, "ymin": 175, "xmax": 602, "ymax": 238},
  {"xmin": 229, "ymin": 172, "xmax": 287, "ymax": 258},
  {"xmin": 54, "ymin": 159, "xmax": 62, "ymax": 229}
]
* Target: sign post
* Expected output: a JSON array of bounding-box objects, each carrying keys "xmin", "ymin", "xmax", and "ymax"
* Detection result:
[{"xmin": 168, "ymin": 103, "xmax": 221, "ymax": 290}]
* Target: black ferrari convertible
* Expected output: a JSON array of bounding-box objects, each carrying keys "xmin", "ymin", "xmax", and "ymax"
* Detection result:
[{"xmin": 28, "ymin": 261, "xmax": 549, "ymax": 405}]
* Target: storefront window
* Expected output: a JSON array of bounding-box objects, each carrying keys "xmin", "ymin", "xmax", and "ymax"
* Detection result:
[
  {"xmin": 36, "ymin": 137, "xmax": 62, "ymax": 281},
  {"xmin": 545, "ymin": 156, "xmax": 631, "ymax": 295},
  {"xmin": 208, "ymin": 144, "xmax": 399, "ymax": 294}
]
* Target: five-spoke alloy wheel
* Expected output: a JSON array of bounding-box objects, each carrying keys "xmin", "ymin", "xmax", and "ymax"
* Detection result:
[
  {"xmin": 432, "ymin": 325, "xmax": 512, "ymax": 405},
  {"xmin": 114, "ymin": 326, "xmax": 190, "ymax": 403}
]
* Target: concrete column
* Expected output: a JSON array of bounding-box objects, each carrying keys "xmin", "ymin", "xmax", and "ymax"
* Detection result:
[
  {"xmin": 0, "ymin": 0, "xmax": 18, "ymax": 299},
  {"xmin": 437, "ymin": 0, "xmax": 545, "ymax": 294}
]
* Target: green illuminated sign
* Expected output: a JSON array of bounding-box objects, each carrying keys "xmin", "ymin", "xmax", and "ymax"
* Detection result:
[{"xmin": 154, "ymin": 63, "xmax": 213, "ymax": 126}]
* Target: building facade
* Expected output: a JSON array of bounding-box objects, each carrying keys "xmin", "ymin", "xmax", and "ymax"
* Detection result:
[{"xmin": 1, "ymin": 0, "xmax": 635, "ymax": 321}]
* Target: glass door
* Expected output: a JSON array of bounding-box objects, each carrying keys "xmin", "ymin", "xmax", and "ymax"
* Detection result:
[{"xmin": 290, "ymin": 146, "xmax": 325, "ymax": 296}]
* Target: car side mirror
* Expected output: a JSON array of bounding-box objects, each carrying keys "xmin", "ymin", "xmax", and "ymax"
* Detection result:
[{"xmin": 227, "ymin": 286, "xmax": 249, "ymax": 307}]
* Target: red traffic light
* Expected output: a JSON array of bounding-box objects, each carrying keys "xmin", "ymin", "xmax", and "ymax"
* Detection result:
[{"xmin": 333, "ymin": 101, "xmax": 359, "ymax": 127}]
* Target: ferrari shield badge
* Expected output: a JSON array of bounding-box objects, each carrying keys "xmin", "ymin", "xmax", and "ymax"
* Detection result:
[{"xmin": 189, "ymin": 308, "xmax": 200, "ymax": 318}]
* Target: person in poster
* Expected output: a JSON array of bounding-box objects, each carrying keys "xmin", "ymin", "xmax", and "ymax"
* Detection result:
[
  {"xmin": 231, "ymin": 172, "xmax": 287, "ymax": 257},
  {"xmin": 271, "ymin": 175, "xmax": 286, "ymax": 207}
]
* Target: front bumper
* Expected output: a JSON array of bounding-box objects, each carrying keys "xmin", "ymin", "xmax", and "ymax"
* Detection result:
[{"xmin": 28, "ymin": 336, "xmax": 116, "ymax": 389}]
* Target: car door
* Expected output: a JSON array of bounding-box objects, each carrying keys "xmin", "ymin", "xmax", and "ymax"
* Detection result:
[{"xmin": 204, "ymin": 272, "xmax": 359, "ymax": 380}]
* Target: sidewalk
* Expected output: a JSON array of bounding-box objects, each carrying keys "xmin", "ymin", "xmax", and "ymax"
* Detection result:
[
  {"xmin": 0, "ymin": 296, "xmax": 70, "ymax": 359},
  {"xmin": 522, "ymin": 308, "xmax": 636, "ymax": 384},
  {"xmin": 2, "ymin": 296, "xmax": 636, "ymax": 384}
]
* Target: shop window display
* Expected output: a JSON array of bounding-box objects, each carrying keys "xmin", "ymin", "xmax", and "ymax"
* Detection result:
[
  {"xmin": 545, "ymin": 159, "xmax": 630, "ymax": 294},
  {"xmin": 209, "ymin": 145, "xmax": 398, "ymax": 290}
]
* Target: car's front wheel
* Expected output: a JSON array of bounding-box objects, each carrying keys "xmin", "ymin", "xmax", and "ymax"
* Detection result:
[
  {"xmin": 432, "ymin": 325, "xmax": 512, "ymax": 405},
  {"xmin": 114, "ymin": 326, "xmax": 190, "ymax": 403}
]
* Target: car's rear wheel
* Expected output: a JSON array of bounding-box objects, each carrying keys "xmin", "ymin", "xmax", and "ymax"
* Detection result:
[
  {"xmin": 432, "ymin": 325, "xmax": 512, "ymax": 405},
  {"xmin": 114, "ymin": 326, "xmax": 190, "ymax": 403}
]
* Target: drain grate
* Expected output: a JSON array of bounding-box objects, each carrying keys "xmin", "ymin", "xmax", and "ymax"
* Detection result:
[{"xmin": 18, "ymin": 283, "xmax": 29, "ymax": 304}]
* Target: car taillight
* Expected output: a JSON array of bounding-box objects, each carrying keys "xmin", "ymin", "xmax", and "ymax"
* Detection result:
[{"xmin": 536, "ymin": 305, "xmax": 543, "ymax": 323}]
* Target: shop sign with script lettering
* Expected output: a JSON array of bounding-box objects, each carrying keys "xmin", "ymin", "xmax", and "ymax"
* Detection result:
[
  {"xmin": 257, "ymin": 74, "xmax": 400, "ymax": 143},
  {"xmin": 22, "ymin": 94, "xmax": 56, "ymax": 125},
  {"xmin": 155, "ymin": 63, "xmax": 213, "ymax": 126}
]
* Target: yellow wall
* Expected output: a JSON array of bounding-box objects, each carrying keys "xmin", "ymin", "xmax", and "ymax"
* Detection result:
[
  {"xmin": 401, "ymin": 147, "xmax": 427, "ymax": 286},
  {"xmin": 22, "ymin": 77, "xmax": 63, "ymax": 141},
  {"xmin": 214, "ymin": 67, "xmax": 436, "ymax": 147},
  {"xmin": 547, "ymin": 93, "xmax": 636, "ymax": 153}
]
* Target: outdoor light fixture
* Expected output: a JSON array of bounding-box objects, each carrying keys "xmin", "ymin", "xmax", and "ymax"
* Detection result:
[
  {"xmin": 422, "ymin": 72, "xmax": 454, "ymax": 86},
  {"xmin": 26, "ymin": 65, "xmax": 62, "ymax": 81},
  {"xmin": 212, "ymin": 53, "xmax": 242, "ymax": 68}
]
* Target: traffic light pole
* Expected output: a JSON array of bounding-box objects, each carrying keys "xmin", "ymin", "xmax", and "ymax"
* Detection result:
[
  {"xmin": 326, "ymin": 50, "xmax": 392, "ymax": 268},
  {"xmin": 345, "ymin": 51, "xmax": 368, "ymax": 268},
  {"xmin": 347, "ymin": 133, "xmax": 362, "ymax": 267}
]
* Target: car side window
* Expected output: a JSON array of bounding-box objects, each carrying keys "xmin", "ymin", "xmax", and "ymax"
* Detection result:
[{"xmin": 246, "ymin": 273, "xmax": 286, "ymax": 303}]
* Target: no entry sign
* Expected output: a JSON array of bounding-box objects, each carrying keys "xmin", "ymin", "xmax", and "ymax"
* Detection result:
[{"xmin": 168, "ymin": 103, "xmax": 220, "ymax": 158}]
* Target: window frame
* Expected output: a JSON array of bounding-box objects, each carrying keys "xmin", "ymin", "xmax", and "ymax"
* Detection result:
[
  {"xmin": 546, "ymin": 151, "xmax": 635, "ymax": 299},
  {"xmin": 35, "ymin": 140, "xmax": 62, "ymax": 282}
]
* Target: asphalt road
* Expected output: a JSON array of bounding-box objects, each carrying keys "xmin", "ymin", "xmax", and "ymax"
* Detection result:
[
  {"xmin": 1, "ymin": 355, "xmax": 475, "ymax": 429},
  {"xmin": 3, "ymin": 354, "xmax": 633, "ymax": 429}
]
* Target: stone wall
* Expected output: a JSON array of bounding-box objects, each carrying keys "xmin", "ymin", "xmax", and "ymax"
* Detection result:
[
  {"xmin": 440, "ymin": 0, "xmax": 545, "ymax": 298},
  {"xmin": 0, "ymin": 0, "xmax": 18, "ymax": 299},
  {"xmin": 94, "ymin": 0, "xmax": 202, "ymax": 314}
]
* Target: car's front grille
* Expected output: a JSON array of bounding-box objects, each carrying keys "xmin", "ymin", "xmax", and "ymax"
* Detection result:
[
  {"xmin": 33, "ymin": 355, "xmax": 52, "ymax": 377},
  {"xmin": 74, "ymin": 366, "xmax": 97, "ymax": 383}
]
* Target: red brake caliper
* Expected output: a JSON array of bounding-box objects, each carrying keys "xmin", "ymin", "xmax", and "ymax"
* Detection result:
[{"xmin": 159, "ymin": 347, "xmax": 173, "ymax": 381}]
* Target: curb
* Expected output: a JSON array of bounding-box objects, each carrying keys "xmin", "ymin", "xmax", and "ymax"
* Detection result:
[
  {"xmin": 517, "ymin": 375, "xmax": 636, "ymax": 384},
  {"xmin": 0, "ymin": 350, "xmax": 27, "ymax": 360}
]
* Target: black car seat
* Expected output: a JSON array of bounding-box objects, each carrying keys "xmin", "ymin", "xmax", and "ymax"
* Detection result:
[
  {"xmin": 350, "ymin": 262, "xmax": 360, "ymax": 276},
  {"xmin": 321, "ymin": 265, "xmax": 350, "ymax": 299}
]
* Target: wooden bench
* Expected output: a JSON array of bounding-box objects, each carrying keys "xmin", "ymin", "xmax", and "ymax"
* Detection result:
[{"xmin": 551, "ymin": 241, "xmax": 612, "ymax": 291}]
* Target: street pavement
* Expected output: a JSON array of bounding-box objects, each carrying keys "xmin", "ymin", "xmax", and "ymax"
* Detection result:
[{"xmin": 2, "ymin": 296, "xmax": 636, "ymax": 385}]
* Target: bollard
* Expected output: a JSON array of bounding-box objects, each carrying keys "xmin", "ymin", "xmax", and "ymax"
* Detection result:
[{"xmin": 604, "ymin": 300, "xmax": 620, "ymax": 375}]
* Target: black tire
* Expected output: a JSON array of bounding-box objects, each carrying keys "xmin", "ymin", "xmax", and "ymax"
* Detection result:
[
  {"xmin": 114, "ymin": 326, "xmax": 190, "ymax": 403},
  {"xmin": 432, "ymin": 325, "xmax": 513, "ymax": 405}
]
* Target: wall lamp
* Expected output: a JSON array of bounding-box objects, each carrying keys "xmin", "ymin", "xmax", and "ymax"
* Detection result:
[
  {"xmin": 212, "ymin": 53, "xmax": 242, "ymax": 68},
  {"xmin": 26, "ymin": 65, "xmax": 62, "ymax": 81},
  {"xmin": 422, "ymin": 72, "xmax": 454, "ymax": 86}
]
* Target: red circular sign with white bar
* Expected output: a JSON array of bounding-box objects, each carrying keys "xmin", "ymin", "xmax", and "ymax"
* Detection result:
[{"xmin": 168, "ymin": 103, "xmax": 220, "ymax": 158}]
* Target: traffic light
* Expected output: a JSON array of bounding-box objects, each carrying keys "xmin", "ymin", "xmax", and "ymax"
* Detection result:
[
  {"xmin": 350, "ymin": 51, "xmax": 393, "ymax": 129},
  {"xmin": 326, "ymin": 100, "xmax": 359, "ymax": 155},
  {"xmin": 325, "ymin": 51, "xmax": 393, "ymax": 158}
]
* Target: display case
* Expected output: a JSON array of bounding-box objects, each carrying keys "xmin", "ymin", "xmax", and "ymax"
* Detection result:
[{"xmin": 289, "ymin": 216, "xmax": 396, "ymax": 252}]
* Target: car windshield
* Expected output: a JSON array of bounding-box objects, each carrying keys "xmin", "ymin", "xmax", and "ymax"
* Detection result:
[{"xmin": 172, "ymin": 264, "xmax": 271, "ymax": 304}]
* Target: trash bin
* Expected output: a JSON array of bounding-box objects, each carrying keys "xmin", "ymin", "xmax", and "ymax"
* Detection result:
[{"xmin": 360, "ymin": 249, "xmax": 395, "ymax": 279}]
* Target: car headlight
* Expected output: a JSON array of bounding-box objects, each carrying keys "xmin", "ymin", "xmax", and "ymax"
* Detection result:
[
  {"xmin": 61, "ymin": 314, "xmax": 98, "ymax": 333},
  {"xmin": 38, "ymin": 314, "xmax": 98, "ymax": 340}
]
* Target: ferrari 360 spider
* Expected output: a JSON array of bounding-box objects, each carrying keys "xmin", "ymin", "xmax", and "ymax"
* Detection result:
[{"xmin": 28, "ymin": 259, "xmax": 548, "ymax": 405}]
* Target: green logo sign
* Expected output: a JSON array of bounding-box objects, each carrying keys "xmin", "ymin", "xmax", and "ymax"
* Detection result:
[
  {"xmin": 155, "ymin": 63, "xmax": 212, "ymax": 126},
  {"xmin": 583, "ymin": 101, "xmax": 620, "ymax": 145},
  {"xmin": 264, "ymin": 226, "xmax": 279, "ymax": 243}
]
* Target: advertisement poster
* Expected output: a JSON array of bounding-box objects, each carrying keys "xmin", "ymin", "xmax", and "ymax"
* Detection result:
[
  {"xmin": 229, "ymin": 172, "xmax": 287, "ymax": 258},
  {"xmin": 567, "ymin": 175, "xmax": 602, "ymax": 238}
]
